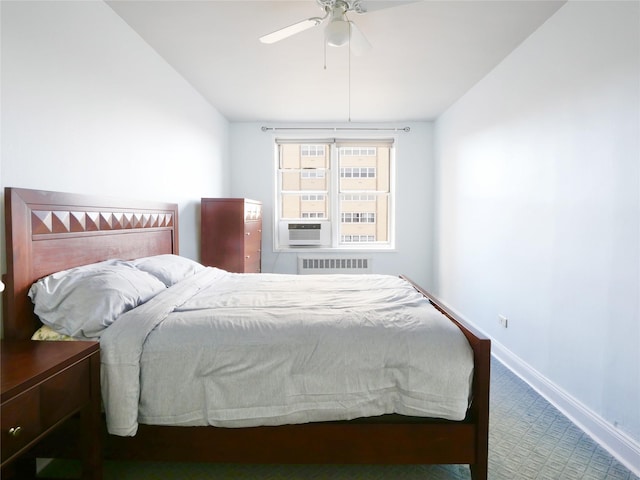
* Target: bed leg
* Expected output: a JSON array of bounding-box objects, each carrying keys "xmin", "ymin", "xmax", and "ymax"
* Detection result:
[
  {"xmin": 470, "ymin": 340, "xmax": 491, "ymax": 480},
  {"xmin": 470, "ymin": 461, "xmax": 488, "ymax": 480}
]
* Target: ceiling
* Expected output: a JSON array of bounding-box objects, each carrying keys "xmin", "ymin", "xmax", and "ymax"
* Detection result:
[{"xmin": 106, "ymin": 0, "xmax": 566, "ymax": 123}]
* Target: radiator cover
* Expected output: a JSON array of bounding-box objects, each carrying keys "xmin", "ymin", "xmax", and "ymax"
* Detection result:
[{"xmin": 297, "ymin": 255, "xmax": 372, "ymax": 274}]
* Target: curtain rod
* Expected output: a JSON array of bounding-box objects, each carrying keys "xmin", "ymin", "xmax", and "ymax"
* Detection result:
[{"xmin": 261, "ymin": 126, "xmax": 410, "ymax": 133}]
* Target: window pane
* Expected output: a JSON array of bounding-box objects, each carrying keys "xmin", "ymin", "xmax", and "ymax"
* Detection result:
[
  {"xmin": 281, "ymin": 192, "xmax": 328, "ymax": 220},
  {"xmin": 338, "ymin": 145, "xmax": 390, "ymax": 244},
  {"xmin": 280, "ymin": 144, "xmax": 329, "ymax": 169},
  {"xmin": 280, "ymin": 144, "xmax": 330, "ymax": 183},
  {"xmin": 279, "ymin": 143, "xmax": 331, "ymax": 220}
]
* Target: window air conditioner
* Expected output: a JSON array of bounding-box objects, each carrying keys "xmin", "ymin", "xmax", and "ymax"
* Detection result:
[{"xmin": 279, "ymin": 221, "xmax": 331, "ymax": 247}]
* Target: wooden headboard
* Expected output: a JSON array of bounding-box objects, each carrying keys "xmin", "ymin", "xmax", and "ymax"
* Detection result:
[{"xmin": 2, "ymin": 187, "xmax": 179, "ymax": 340}]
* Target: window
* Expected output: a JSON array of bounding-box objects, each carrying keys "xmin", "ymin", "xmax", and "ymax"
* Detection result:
[
  {"xmin": 302, "ymin": 194, "xmax": 326, "ymax": 201},
  {"xmin": 301, "ymin": 145, "xmax": 325, "ymax": 157},
  {"xmin": 301, "ymin": 170, "xmax": 325, "ymax": 179},
  {"xmin": 302, "ymin": 212, "xmax": 326, "ymax": 219},
  {"xmin": 275, "ymin": 138, "xmax": 394, "ymax": 249},
  {"xmin": 341, "ymin": 234, "xmax": 376, "ymax": 243},
  {"xmin": 341, "ymin": 212, "xmax": 376, "ymax": 223},
  {"xmin": 340, "ymin": 167, "xmax": 376, "ymax": 178},
  {"xmin": 343, "ymin": 194, "xmax": 375, "ymax": 202}
]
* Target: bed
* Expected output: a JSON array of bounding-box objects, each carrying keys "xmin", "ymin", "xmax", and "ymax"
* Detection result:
[{"xmin": 2, "ymin": 187, "xmax": 491, "ymax": 480}]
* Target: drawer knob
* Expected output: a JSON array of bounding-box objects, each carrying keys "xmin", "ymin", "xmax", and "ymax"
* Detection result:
[
  {"xmin": 8, "ymin": 426, "xmax": 22, "ymax": 437},
  {"xmin": 245, "ymin": 232, "xmax": 251, "ymax": 236}
]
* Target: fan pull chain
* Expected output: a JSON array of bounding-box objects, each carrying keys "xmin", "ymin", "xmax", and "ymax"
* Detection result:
[
  {"xmin": 348, "ymin": 21, "xmax": 352, "ymax": 122},
  {"xmin": 324, "ymin": 37, "xmax": 327, "ymax": 70},
  {"xmin": 322, "ymin": 37, "xmax": 327, "ymax": 70}
]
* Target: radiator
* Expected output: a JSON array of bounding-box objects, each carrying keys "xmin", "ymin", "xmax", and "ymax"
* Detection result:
[{"xmin": 297, "ymin": 255, "xmax": 372, "ymax": 274}]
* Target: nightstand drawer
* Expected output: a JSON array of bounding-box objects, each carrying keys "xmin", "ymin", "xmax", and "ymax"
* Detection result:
[
  {"xmin": 1, "ymin": 340, "xmax": 101, "ymax": 478},
  {"xmin": 1, "ymin": 389, "xmax": 40, "ymax": 462},
  {"xmin": 41, "ymin": 359, "xmax": 90, "ymax": 429}
]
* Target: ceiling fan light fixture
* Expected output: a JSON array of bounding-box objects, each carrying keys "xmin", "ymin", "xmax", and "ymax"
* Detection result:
[
  {"xmin": 260, "ymin": 0, "xmax": 384, "ymax": 53},
  {"xmin": 325, "ymin": 17, "xmax": 350, "ymax": 47},
  {"xmin": 325, "ymin": 1, "xmax": 351, "ymax": 47}
]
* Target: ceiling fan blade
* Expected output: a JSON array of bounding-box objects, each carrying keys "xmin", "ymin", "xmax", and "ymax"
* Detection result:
[
  {"xmin": 348, "ymin": 21, "xmax": 372, "ymax": 55},
  {"xmin": 353, "ymin": 0, "xmax": 421, "ymax": 14},
  {"xmin": 259, "ymin": 17, "xmax": 323, "ymax": 44}
]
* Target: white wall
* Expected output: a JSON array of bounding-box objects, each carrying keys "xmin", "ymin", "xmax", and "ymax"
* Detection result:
[
  {"xmin": 1, "ymin": 0, "xmax": 229, "ymax": 258},
  {"xmin": 1, "ymin": 1, "xmax": 229, "ymax": 328},
  {"xmin": 435, "ymin": 0, "xmax": 639, "ymax": 467},
  {"xmin": 229, "ymin": 122, "xmax": 435, "ymax": 288}
]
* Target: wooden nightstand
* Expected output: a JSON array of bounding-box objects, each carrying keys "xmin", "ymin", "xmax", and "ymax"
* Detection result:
[{"xmin": 1, "ymin": 340, "xmax": 102, "ymax": 479}]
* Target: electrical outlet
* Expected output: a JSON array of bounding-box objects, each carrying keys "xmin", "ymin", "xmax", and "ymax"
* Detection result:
[{"xmin": 498, "ymin": 314, "xmax": 508, "ymax": 328}]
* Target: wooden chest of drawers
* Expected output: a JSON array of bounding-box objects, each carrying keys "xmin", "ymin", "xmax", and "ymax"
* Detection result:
[
  {"xmin": 201, "ymin": 198, "xmax": 262, "ymax": 273},
  {"xmin": 1, "ymin": 340, "xmax": 101, "ymax": 479}
]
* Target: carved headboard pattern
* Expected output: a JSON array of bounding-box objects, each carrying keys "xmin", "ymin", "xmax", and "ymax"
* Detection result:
[
  {"xmin": 31, "ymin": 210, "xmax": 174, "ymax": 236},
  {"xmin": 3, "ymin": 187, "xmax": 179, "ymax": 340}
]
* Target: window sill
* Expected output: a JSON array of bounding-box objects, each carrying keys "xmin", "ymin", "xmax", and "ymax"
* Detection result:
[{"xmin": 273, "ymin": 246, "xmax": 397, "ymax": 254}]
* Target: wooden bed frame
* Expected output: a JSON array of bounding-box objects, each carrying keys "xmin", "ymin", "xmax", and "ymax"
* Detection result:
[{"xmin": 2, "ymin": 187, "xmax": 491, "ymax": 480}]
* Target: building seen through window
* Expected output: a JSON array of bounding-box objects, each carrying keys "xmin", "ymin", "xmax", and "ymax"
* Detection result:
[{"xmin": 276, "ymin": 139, "xmax": 394, "ymax": 249}]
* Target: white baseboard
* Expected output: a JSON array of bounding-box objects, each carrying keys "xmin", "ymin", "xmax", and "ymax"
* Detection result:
[
  {"xmin": 491, "ymin": 340, "xmax": 640, "ymax": 477},
  {"xmin": 433, "ymin": 297, "xmax": 640, "ymax": 477}
]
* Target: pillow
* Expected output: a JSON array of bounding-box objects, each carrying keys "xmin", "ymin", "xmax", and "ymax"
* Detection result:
[
  {"xmin": 31, "ymin": 324, "xmax": 76, "ymax": 342},
  {"xmin": 130, "ymin": 254, "xmax": 204, "ymax": 287},
  {"xmin": 28, "ymin": 259, "xmax": 166, "ymax": 339}
]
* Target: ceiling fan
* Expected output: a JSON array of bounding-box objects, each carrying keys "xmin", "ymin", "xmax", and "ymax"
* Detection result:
[{"xmin": 259, "ymin": 0, "xmax": 416, "ymax": 55}]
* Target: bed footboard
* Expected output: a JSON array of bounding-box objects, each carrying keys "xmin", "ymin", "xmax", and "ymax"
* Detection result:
[{"xmin": 401, "ymin": 276, "xmax": 491, "ymax": 480}]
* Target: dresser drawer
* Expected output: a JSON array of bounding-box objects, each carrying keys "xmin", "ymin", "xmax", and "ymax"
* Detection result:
[
  {"xmin": 244, "ymin": 235, "xmax": 262, "ymax": 254},
  {"xmin": 244, "ymin": 202, "xmax": 262, "ymax": 222},
  {"xmin": 244, "ymin": 222, "xmax": 261, "ymax": 240},
  {"xmin": 1, "ymin": 389, "xmax": 40, "ymax": 462},
  {"xmin": 244, "ymin": 255, "xmax": 261, "ymax": 273},
  {"xmin": 41, "ymin": 359, "xmax": 90, "ymax": 429}
]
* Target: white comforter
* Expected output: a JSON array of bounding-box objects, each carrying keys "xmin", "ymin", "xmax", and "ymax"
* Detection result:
[{"xmin": 100, "ymin": 268, "xmax": 474, "ymax": 436}]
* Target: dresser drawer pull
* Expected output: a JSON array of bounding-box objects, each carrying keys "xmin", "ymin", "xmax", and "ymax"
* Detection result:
[
  {"xmin": 8, "ymin": 426, "xmax": 22, "ymax": 437},
  {"xmin": 245, "ymin": 232, "xmax": 250, "ymax": 236}
]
